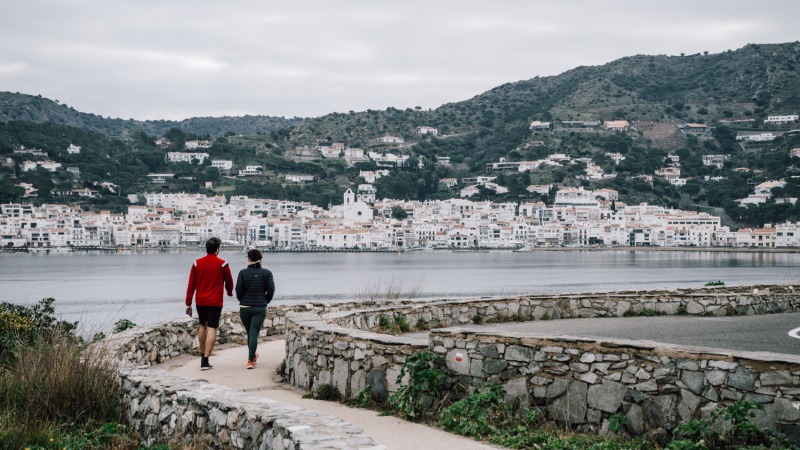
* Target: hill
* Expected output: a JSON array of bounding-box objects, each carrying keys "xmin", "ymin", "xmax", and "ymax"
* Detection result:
[{"xmin": 0, "ymin": 92, "xmax": 308, "ymax": 137}]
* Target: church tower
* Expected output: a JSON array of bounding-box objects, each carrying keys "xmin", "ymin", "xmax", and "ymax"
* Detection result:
[{"xmin": 344, "ymin": 188, "xmax": 355, "ymax": 207}]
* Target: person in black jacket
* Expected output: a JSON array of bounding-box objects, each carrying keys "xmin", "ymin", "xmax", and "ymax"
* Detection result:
[{"xmin": 235, "ymin": 249, "xmax": 275, "ymax": 369}]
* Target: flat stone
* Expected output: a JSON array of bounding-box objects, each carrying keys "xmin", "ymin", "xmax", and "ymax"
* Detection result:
[
  {"xmin": 632, "ymin": 380, "xmax": 658, "ymax": 392},
  {"xmin": 745, "ymin": 392, "xmax": 774, "ymax": 404},
  {"xmin": 708, "ymin": 360, "xmax": 738, "ymax": 371},
  {"xmin": 577, "ymin": 372, "xmax": 599, "ymax": 384},
  {"xmin": 580, "ymin": 353, "xmax": 596, "ymax": 364},
  {"xmin": 761, "ymin": 371, "xmax": 793, "ymax": 386},
  {"xmin": 586, "ymin": 409, "xmax": 602, "ymax": 424},
  {"xmin": 705, "ymin": 370, "xmax": 726, "ymax": 387},
  {"xmin": 686, "ymin": 300, "xmax": 704, "ymax": 314},
  {"xmin": 624, "ymin": 403, "xmax": 644, "ymax": 435},
  {"xmin": 445, "ymin": 349, "xmax": 471, "ymax": 376},
  {"xmin": 485, "ymin": 359, "xmax": 508, "ymax": 375},
  {"xmin": 333, "ymin": 358, "xmax": 349, "ymax": 396},
  {"xmin": 643, "ymin": 395, "xmax": 678, "ymax": 432},
  {"xmin": 351, "ymin": 370, "xmax": 367, "ymax": 398},
  {"xmin": 504, "ymin": 377, "xmax": 531, "ymax": 408},
  {"xmin": 681, "ymin": 371, "xmax": 704, "ymax": 395},
  {"xmin": 701, "ymin": 385, "xmax": 719, "ymax": 402},
  {"xmin": 775, "ymin": 398, "xmax": 800, "ymax": 423},
  {"xmin": 477, "ymin": 344, "xmax": 498, "ymax": 358},
  {"xmin": 368, "ymin": 368, "xmax": 387, "ymax": 401},
  {"xmin": 505, "ymin": 345, "xmax": 533, "ymax": 362},
  {"xmin": 728, "ymin": 367, "xmax": 758, "ymax": 392},
  {"xmin": 676, "ymin": 359, "xmax": 699, "ymax": 371},
  {"xmin": 548, "ymin": 380, "xmax": 588, "ymax": 425},
  {"xmin": 678, "ymin": 389, "xmax": 701, "ymax": 423},
  {"xmin": 587, "ymin": 380, "xmax": 627, "ymax": 413},
  {"xmin": 570, "ymin": 363, "xmax": 590, "ymax": 373}
]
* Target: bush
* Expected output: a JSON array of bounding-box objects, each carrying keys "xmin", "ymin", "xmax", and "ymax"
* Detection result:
[
  {"xmin": 0, "ymin": 298, "xmax": 77, "ymax": 364},
  {"xmin": 112, "ymin": 319, "xmax": 137, "ymax": 334},
  {"xmin": 388, "ymin": 350, "xmax": 448, "ymax": 419},
  {"xmin": 441, "ymin": 384, "xmax": 513, "ymax": 438}
]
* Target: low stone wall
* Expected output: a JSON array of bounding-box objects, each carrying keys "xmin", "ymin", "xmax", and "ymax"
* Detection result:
[
  {"xmin": 328, "ymin": 285, "xmax": 800, "ymax": 331},
  {"xmin": 282, "ymin": 284, "xmax": 800, "ymax": 442},
  {"xmin": 284, "ymin": 313, "xmax": 427, "ymax": 399},
  {"xmin": 122, "ymin": 367, "xmax": 383, "ymax": 450},
  {"xmin": 432, "ymin": 328, "xmax": 800, "ymax": 438}
]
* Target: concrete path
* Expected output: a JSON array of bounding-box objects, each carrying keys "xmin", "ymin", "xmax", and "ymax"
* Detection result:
[{"xmin": 164, "ymin": 339, "xmax": 496, "ymax": 450}]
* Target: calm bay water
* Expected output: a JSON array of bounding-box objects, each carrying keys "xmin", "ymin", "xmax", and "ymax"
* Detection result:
[{"xmin": 1, "ymin": 249, "xmax": 798, "ymax": 327}]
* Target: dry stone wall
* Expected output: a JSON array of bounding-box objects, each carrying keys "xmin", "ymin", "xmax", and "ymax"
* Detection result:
[
  {"xmin": 121, "ymin": 367, "xmax": 384, "ymax": 450},
  {"xmin": 432, "ymin": 328, "xmax": 800, "ymax": 438},
  {"xmin": 282, "ymin": 284, "xmax": 800, "ymax": 443}
]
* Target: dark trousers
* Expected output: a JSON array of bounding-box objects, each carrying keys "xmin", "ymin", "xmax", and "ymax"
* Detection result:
[{"xmin": 239, "ymin": 306, "xmax": 267, "ymax": 361}]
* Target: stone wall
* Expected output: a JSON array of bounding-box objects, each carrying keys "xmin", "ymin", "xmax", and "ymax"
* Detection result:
[
  {"xmin": 328, "ymin": 285, "xmax": 800, "ymax": 332},
  {"xmin": 121, "ymin": 367, "xmax": 384, "ymax": 450},
  {"xmin": 282, "ymin": 284, "xmax": 800, "ymax": 442},
  {"xmin": 284, "ymin": 313, "xmax": 428, "ymax": 399},
  {"xmin": 432, "ymin": 328, "xmax": 800, "ymax": 438}
]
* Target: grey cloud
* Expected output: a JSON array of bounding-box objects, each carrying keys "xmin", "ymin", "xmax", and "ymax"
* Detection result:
[{"xmin": 1, "ymin": 0, "xmax": 798, "ymax": 121}]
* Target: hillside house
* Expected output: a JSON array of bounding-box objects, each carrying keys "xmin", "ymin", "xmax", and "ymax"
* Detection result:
[
  {"xmin": 212, "ymin": 160, "xmax": 233, "ymax": 171},
  {"xmin": 526, "ymin": 185, "xmax": 551, "ymax": 195},
  {"xmin": 238, "ymin": 166, "xmax": 263, "ymax": 176},
  {"xmin": 441, "ymin": 178, "xmax": 458, "ymax": 188},
  {"xmin": 167, "ymin": 152, "xmax": 209, "ymax": 164},
  {"xmin": 67, "ymin": 144, "xmax": 81, "ymax": 154},
  {"xmin": 285, "ymin": 175, "xmax": 315, "ymax": 184},
  {"xmin": 764, "ymin": 115, "xmax": 799, "ymax": 125},
  {"xmin": 22, "ymin": 161, "xmax": 61, "ymax": 172},
  {"xmin": 529, "ymin": 121, "xmax": 551, "ymax": 131},
  {"xmin": 185, "ymin": 140, "xmax": 212, "ymax": 149},
  {"xmin": 702, "ymin": 155, "xmax": 728, "ymax": 169},
  {"xmin": 377, "ymin": 136, "xmax": 404, "ymax": 144},
  {"xmin": 718, "ymin": 119, "xmax": 755, "ymax": 127},
  {"xmin": 593, "ymin": 188, "xmax": 619, "ymax": 201},
  {"xmin": 604, "ymin": 120, "xmax": 630, "ymax": 132},
  {"xmin": 416, "ymin": 126, "xmax": 438, "ymax": 136},
  {"xmin": 606, "ymin": 152, "xmax": 626, "ymax": 164},
  {"xmin": 560, "ymin": 121, "xmax": 600, "ymax": 129},
  {"xmin": 737, "ymin": 132, "xmax": 775, "ymax": 141}
]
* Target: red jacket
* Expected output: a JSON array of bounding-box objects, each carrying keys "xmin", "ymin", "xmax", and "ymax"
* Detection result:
[{"xmin": 186, "ymin": 254, "xmax": 234, "ymax": 307}]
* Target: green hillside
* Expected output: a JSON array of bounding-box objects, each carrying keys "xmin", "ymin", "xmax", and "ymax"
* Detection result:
[{"xmin": 0, "ymin": 92, "xmax": 308, "ymax": 137}]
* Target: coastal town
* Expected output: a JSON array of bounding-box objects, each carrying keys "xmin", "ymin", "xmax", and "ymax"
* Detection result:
[{"xmin": 1, "ymin": 181, "xmax": 796, "ymax": 250}]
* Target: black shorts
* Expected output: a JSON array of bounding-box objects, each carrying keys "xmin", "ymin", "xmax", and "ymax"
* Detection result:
[{"xmin": 196, "ymin": 306, "xmax": 222, "ymax": 328}]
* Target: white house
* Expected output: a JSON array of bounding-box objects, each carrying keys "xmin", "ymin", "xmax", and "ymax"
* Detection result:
[
  {"xmin": 554, "ymin": 187, "xmax": 599, "ymax": 207},
  {"xmin": 377, "ymin": 136, "xmax": 404, "ymax": 144},
  {"xmin": 737, "ymin": 132, "xmax": 775, "ymax": 142},
  {"xmin": 342, "ymin": 189, "xmax": 373, "ymax": 221},
  {"xmin": 441, "ymin": 178, "xmax": 458, "ymax": 188},
  {"xmin": 167, "ymin": 152, "xmax": 209, "ymax": 164},
  {"xmin": 67, "ymin": 144, "xmax": 81, "ymax": 154},
  {"xmin": 239, "ymin": 166, "xmax": 263, "ymax": 176},
  {"xmin": 604, "ymin": 120, "xmax": 630, "ymax": 132},
  {"xmin": 416, "ymin": 126, "xmax": 438, "ymax": 136},
  {"xmin": 764, "ymin": 115, "xmax": 798, "ymax": 125},
  {"xmin": 606, "ymin": 153, "xmax": 626, "ymax": 164},
  {"xmin": 185, "ymin": 140, "xmax": 212, "ymax": 149},
  {"xmin": 285, "ymin": 175, "xmax": 314, "ymax": 184},
  {"xmin": 593, "ymin": 188, "xmax": 619, "ymax": 201},
  {"xmin": 211, "ymin": 160, "xmax": 233, "ymax": 171},
  {"xmin": 527, "ymin": 185, "xmax": 551, "ymax": 195},
  {"xmin": 529, "ymin": 121, "xmax": 551, "ymax": 131},
  {"xmin": 22, "ymin": 160, "xmax": 61, "ymax": 172},
  {"xmin": 702, "ymin": 155, "xmax": 728, "ymax": 169}
]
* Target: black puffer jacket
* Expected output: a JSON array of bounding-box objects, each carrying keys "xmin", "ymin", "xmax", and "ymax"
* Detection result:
[{"xmin": 235, "ymin": 266, "xmax": 275, "ymax": 307}]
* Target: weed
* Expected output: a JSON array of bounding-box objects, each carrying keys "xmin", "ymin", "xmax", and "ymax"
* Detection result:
[
  {"xmin": 677, "ymin": 304, "xmax": 689, "ymax": 316},
  {"xmin": 540, "ymin": 312, "xmax": 551, "ymax": 321},
  {"xmin": 112, "ymin": 319, "xmax": 137, "ymax": 334},
  {"xmin": 471, "ymin": 315, "xmax": 483, "ymax": 325},
  {"xmin": 277, "ymin": 360, "xmax": 286, "ymax": 377},
  {"xmin": 395, "ymin": 315, "xmax": 410, "ymax": 332},
  {"xmin": 608, "ymin": 413, "xmax": 627, "ymax": 433},
  {"xmin": 388, "ymin": 349, "xmax": 448, "ymax": 419},
  {"xmin": 625, "ymin": 309, "xmax": 666, "ymax": 317},
  {"xmin": 348, "ymin": 386, "xmax": 373, "ymax": 408},
  {"xmin": 303, "ymin": 384, "xmax": 342, "ymax": 401},
  {"xmin": 440, "ymin": 384, "xmax": 512, "ymax": 438},
  {"xmin": 354, "ymin": 274, "xmax": 427, "ymax": 302},
  {"xmin": 379, "ymin": 315, "xmax": 392, "ymax": 329},
  {"xmin": 705, "ymin": 281, "xmax": 725, "ymax": 286},
  {"xmin": 415, "ymin": 318, "xmax": 430, "ymax": 330}
]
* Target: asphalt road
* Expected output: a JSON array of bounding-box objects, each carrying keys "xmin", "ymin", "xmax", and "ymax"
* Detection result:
[{"xmin": 445, "ymin": 313, "xmax": 800, "ymax": 355}]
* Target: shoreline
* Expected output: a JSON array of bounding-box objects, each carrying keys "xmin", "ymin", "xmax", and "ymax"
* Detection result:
[{"xmin": 4, "ymin": 246, "xmax": 800, "ymax": 254}]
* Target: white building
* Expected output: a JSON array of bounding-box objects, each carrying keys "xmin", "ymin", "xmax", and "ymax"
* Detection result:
[
  {"xmin": 211, "ymin": 160, "xmax": 233, "ymax": 171},
  {"xmin": 764, "ymin": 115, "xmax": 798, "ymax": 125},
  {"xmin": 606, "ymin": 153, "xmax": 626, "ymax": 164},
  {"xmin": 702, "ymin": 155, "xmax": 728, "ymax": 169},
  {"xmin": 285, "ymin": 175, "xmax": 314, "ymax": 184},
  {"xmin": 239, "ymin": 166, "xmax": 263, "ymax": 176},
  {"xmin": 167, "ymin": 152, "xmax": 209, "ymax": 164},
  {"xmin": 529, "ymin": 121, "xmax": 551, "ymax": 131},
  {"xmin": 67, "ymin": 144, "xmax": 81, "ymax": 154},
  {"xmin": 604, "ymin": 120, "xmax": 630, "ymax": 132},
  {"xmin": 416, "ymin": 126, "xmax": 438, "ymax": 136},
  {"xmin": 377, "ymin": 136, "xmax": 404, "ymax": 144},
  {"xmin": 22, "ymin": 161, "xmax": 61, "ymax": 172},
  {"xmin": 527, "ymin": 185, "xmax": 551, "ymax": 195},
  {"xmin": 737, "ymin": 132, "xmax": 775, "ymax": 142},
  {"xmin": 185, "ymin": 140, "xmax": 212, "ymax": 149},
  {"xmin": 554, "ymin": 187, "xmax": 599, "ymax": 207}
]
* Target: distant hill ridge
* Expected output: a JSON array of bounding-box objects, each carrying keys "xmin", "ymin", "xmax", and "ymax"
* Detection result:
[{"xmin": 0, "ymin": 92, "xmax": 308, "ymax": 137}]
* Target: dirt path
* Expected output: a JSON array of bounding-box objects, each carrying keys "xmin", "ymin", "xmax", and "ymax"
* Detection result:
[{"xmin": 162, "ymin": 340, "xmax": 497, "ymax": 450}]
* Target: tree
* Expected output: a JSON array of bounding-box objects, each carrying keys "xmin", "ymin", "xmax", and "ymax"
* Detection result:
[{"xmin": 391, "ymin": 205, "xmax": 408, "ymax": 220}]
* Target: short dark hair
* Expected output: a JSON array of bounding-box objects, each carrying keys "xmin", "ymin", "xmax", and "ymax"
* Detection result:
[
  {"xmin": 205, "ymin": 237, "xmax": 222, "ymax": 254},
  {"xmin": 247, "ymin": 249, "xmax": 262, "ymax": 268}
]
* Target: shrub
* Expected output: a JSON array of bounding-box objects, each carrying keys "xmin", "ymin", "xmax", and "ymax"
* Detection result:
[
  {"xmin": 440, "ymin": 384, "xmax": 512, "ymax": 438},
  {"xmin": 388, "ymin": 349, "xmax": 448, "ymax": 419},
  {"xmin": 705, "ymin": 281, "xmax": 725, "ymax": 286},
  {"xmin": 303, "ymin": 384, "xmax": 341, "ymax": 401},
  {"xmin": 394, "ymin": 315, "xmax": 410, "ymax": 333},
  {"xmin": 112, "ymin": 319, "xmax": 137, "ymax": 334},
  {"xmin": 0, "ymin": 298, "xmax": 77, "ymax": 364}
]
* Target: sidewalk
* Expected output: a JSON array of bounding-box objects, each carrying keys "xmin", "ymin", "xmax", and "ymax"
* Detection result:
[{"xmin": 164, "ymin": 339, "xmax": 497, "ymax": 450}]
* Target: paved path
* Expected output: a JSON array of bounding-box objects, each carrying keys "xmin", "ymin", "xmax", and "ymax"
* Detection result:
[
  {"xmin": 434, "ymin": 313, "xmax": 800, "ymax": 355},
  {"xmin": 163, "ymin": 339, "xmax": 496, "ymax": 450}
]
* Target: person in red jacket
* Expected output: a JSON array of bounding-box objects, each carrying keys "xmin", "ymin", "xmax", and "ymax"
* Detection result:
[{"xmin": 186, "ymin": 237, "xmax": 233, "ymax": 370}]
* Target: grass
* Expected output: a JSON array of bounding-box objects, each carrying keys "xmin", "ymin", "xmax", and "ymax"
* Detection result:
[
  {"xmin": 354, "ymin": 274, "xmax": 427, "ymax": 303},
  {"xmin": 0, "ymin": 298, "xmax": 176, "ymax": 450}
]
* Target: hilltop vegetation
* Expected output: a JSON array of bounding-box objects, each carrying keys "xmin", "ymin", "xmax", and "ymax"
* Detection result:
[
  {"xmin": 0, "ymin": 92, "xmax": 308, "ymax": 137},
  {"xmin": 3, "ymin": 42, "xmax": 800, "ymax": 226}
]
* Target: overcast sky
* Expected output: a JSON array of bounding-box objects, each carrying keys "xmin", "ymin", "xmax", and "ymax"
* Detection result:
[{"xmin": 1, "ymin": 1, "xmax": 799, "ymax": 121}]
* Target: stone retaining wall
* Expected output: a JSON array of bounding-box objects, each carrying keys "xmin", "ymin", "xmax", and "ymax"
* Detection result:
[
  {"xmin": 432, "ymin": 328, "xmax": 800, "ymax": 438},
  {"xmin": 282, "ymin": 284, "xmax": 800, "ymax": 442},
  {"xmin": 121, "ymin": 367, "xmax": 383, "ymax": 450}
]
